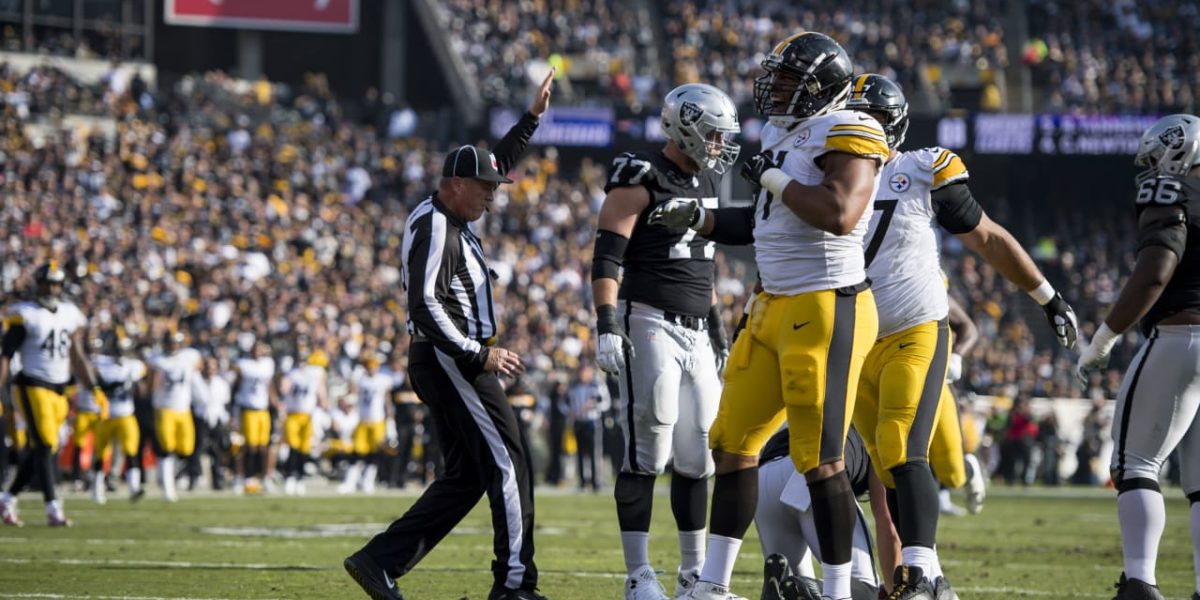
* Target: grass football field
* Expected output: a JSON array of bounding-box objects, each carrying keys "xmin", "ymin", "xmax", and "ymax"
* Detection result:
[{"xmin": 0, "ymin": 484, "xmax": 1194, "ymax": 599}]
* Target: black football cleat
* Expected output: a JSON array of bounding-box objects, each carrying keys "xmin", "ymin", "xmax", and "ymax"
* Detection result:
[
  {"xmin": 762, "ymin": 553, "xmax": 794, "ymax": 600},
  {"xmin": 343, "ymin": 551, "xmax": 404, "ymax": 600},
  {"xmin": 886, "ymin": 566, "xmax": 935, "ymax": 600},
  {"xmin": 487, "ymin": 587, "xmax": 550, "ymax": 600},
  {"xmin": 932, "ymin": 577, "xmax": 958, "ymax": 600},
  {"xmin": 779, "ymin": 575, "xmax": 822, "ymax": 600},
  {"xmin": 849, "ymin": 578, "xmax": 880, "ymax": 600},
  {"xmin": 1110, "ymin": 573, "xmax": 1163, "ymax": 600}
]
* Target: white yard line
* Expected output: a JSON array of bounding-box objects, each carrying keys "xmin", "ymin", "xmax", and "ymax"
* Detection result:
[{"xmin": 0, "ymin": 557, "xmax": 328, "ymax": 571}]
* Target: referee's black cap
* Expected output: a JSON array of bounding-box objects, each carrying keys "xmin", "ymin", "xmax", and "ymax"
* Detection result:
[{"xmin": 442, "ymin": 145, "xmax": 513, "ymax": 184}]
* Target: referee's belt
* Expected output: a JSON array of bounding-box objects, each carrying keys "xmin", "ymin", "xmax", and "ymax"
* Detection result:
[{"xmin": 663, "ymin": 310, "xmax": 706, "ymax": 331}]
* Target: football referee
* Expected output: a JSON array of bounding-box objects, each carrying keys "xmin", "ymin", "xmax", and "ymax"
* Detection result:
[{"xmin": 344, "ymin": 69, "xmax": 554, "ymax": 600}]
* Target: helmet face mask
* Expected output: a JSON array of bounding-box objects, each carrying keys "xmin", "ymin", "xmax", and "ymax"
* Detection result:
[
  {"xmin": 845, "ymin": 74, "xmax": 910, "ymax": 149},
  {"xmin": 661, "ymin": 83, "xmax": 742, "ymax": 174},
  {"xmin": 32, "ymin": 262, "xmax": 66, "ymax": 310},
  {"xmin": 754, "ymin": 32, "xmax": 854, "ymax": 126}
]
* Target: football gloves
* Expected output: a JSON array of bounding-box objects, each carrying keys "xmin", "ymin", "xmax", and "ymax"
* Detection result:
[
  {"xmin": 1075, "ymin": 323, "xmax": 1120, "ymax": 386},
  {"xmin": 647, "ymin": 198, "xmax": 704, "ymax": 230},
  {"xmin": 1041, "ymin": 293, "xmax": 1079, "ymax": 349},
  {"xmin": 945, "ymin": 352, "xmax": 963, "ymax": 384},
  {"xmin": 595, "ymin": 304, "xmax": 633, "ymax": 375},
  {"xmin": 740, "ymin": 152, "xmax": 773, "ymax": 189},
  {"xmin": 707, "ymin": 305, "xmax": 729, "ymax": 376}
]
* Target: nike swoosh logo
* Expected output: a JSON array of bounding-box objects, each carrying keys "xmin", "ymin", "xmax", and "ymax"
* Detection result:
[
  {"xmin": 792, "ymin": 321, "xmax": 810, "ymax": 330},
  {"xmin": 898, "ymin": 342, "xmax": 915, "ymax": 349},
  {"xmin": 384, "ymin": 572, "xmax": 396, "ymax": 590}
]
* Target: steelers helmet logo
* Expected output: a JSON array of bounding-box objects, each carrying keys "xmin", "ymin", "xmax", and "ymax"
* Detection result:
[
  {"xmin": 889, "ymin": 173, "xmax": 911, "ymax": 193},
  {"xmin": 679, "ymin": 101, "xmax": 704, "ymax": 126},
  {"xmin": 1159, "ymin": 125, "xmax": 1186, "ymax": 149}
]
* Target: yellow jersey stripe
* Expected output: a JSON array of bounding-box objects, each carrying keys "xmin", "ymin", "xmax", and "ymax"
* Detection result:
[
  {"xmin": 932, "ymin": 155, "xmax": 970, "ymax": 189},
  {"xmin": 772, "ymin": 32, "xmax": 808, "ymax": 55},
  {"xmin": 3, "ymin": 315, "xmax": 22, "ymax": 327},
  {"xmin": 931, "ymin": 149, "xmax": 952, "ymax": 170},
  {"xmin": 824, "ymin": 134, "xmax": 890, "ymax": 159}
]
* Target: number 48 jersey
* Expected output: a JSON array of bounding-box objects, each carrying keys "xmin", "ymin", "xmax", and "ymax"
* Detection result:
[
  {"xmin": 605, "ymin": 150, "xmax": 721, "ymax": 316},
  {"xmin": 2, "ymin": 300, "xmax": 87, "ymax": 385},
  {"xmin": 865, "ymin": 147, "xmax": 969, "ymax": 338}
]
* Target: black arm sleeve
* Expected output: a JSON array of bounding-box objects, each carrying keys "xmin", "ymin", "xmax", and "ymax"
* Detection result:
[
  {"xmin": 405, "ymin": 219, "xmax": 489, "ymax": 369},
  {"xmin": 931, "ymin": 182, "xmax": 984, "ymax": 234},
  {"xmin": 590, "ymin": 229, "xmax": 629, "ymax": 281},
  {"xmin": 1, "ymin": 324, "xmax": 24, "ymax": 359},
  {"xmin": 707, "ymin": 206, "xmax": 756, "ymax": 246},
  {"xmin": 1136, "ymin": 206, "xmax": 1188, "ymax": 258},
  {"xmin": 492, "ymin": 111, "xmax": 541, "ymax": 174}
]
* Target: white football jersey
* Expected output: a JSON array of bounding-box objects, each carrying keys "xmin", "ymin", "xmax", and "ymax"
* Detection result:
[
  {"xmin": 865, "ymin": 147, "xmax": 970, "ymax": 338},
  {"xmin": 4, "ymin": 301, "xmax": 87, "ymax": 385},
  {"xmin": 754, "ymin": 110, "xmax": 889, "ymax": 295},
  {"xmin": 355, "ymin": 371, "xmax": 395, "ymax": 423},
  {"xmin": 331, "ymin": 407, "xmax": 359, "ymax": 444},
  {"xmin": 284, "ymin": 364, "xmax": 325, "ymax": 415},
  {"xmin": 88, "ymin": 355, "xmax": 147, "ymax": 418},
  {"xmin": 151, "ymin": 348, "xmax": 202, "ymax": 412},
  {"xmin": 234, "ymin": 356, "xmax": 276, "ymax": 410}
]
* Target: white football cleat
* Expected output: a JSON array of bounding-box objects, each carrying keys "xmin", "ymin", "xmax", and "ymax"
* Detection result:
[
  {"xmin": 1, "ymin": 494, "xmax": 22, "ymax": 527},
  {"xmin": 624, "ymin": 565, "xmax": 669, "ymax": 600},
  {"xmin": 284, "ymin": 477, "xmax": 297, "ymax": 496},
  {"xmin": 963, "ymin": 453, "xmax": 986, "ymax": 514},
  {"xmin": 683, "ymin": 581, "xmax": 746, "ymax": 600},
  {"xmin": 674, "ymin": 567, "xmax": 700, "ymax": 598}
]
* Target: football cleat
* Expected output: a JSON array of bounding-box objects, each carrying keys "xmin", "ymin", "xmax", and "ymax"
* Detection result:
[
  {"xmin": 932, "ymin": 577, "xmax": 959, "ymax": 600},
  {"xmin": 47, "ymin": 513, "xmax": 73, "ymax": 527},
  {"xmin": 1110, "ymin": 573, "xmax": 1164, "ymax": 600},
  {"xmin": 130, "ymin": 488, "xmax": 146, "ymax": 503},
  {"xmin": 675, "ymin": 567, "xmax": 700, "ymax": 598},
  {"xmin": 849, "ymin": 578, "xmax": 879, "ymax": 600},
  {"xmin": 780, "ymin": 576, "xmax": 822, "ymax": 600},
  {"xmin": 91, "ymin": 483, "xmax": 107, "ymax": 505},
  {"xmin": 487, "ymin": 587, "xmax": 550, "ymax": 600},
  {"xmin": 886, "ymin": 566, "xmax": 935, "ymax": 600},
  {"xmin": 762, "ymin": 554, "xmax": 794, "ymax": 600},
  {"xmin": 938, "ymin": 489, "xmax": 966, "ymax": 517},
  {"xmin": 963, "ymin": 454, "xmax": 986, "ymax": 514},
  {"xmin": 1, "ymin": 497, "xmax": 22, "ymax": 527},
  {"xmin": 623, "ymin": 565, "xmax": 669, "ymax": 600},
  {"xmin": 683, "ymin": 581, "xmax": 747, "ymax": 600},
  {"xmin": 343, "ymin": 551, "xmax": 405, "ymax": 600}
]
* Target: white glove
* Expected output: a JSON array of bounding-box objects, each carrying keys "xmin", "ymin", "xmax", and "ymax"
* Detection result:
[
  {"xmin": 945, "ymin": 352, "xmax": 963, "ymax": 383},
  {"xmin": 1076, "ymin": 323, "xmax": 1120, "ymax": 386},
  {"xmin": 596, "ymin": 332, "xmax": 630, "ymax": 375},
  {"xmin": 646, "ymin": 198, "xmax": 704, "ymax": 230}
]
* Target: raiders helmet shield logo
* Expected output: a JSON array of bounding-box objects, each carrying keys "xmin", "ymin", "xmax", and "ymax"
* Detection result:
[
  {"xmin": 1159, "ymin": 125, "xmax": 1187, "ymax": 149},
  {"xmin": 889, "ymin": 172, "xmax": 911, "ymax": 193},
  {"xmin": 679, "ymin": 101, "xmax": 704, "ymax": 127}
]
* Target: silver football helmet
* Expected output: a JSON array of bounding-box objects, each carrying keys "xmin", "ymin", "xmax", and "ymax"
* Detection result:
[
  {"xmin": 661, "ymin": 83, "xmax": 741, "ymax": 174},
  {"xmin": 1135, "ymin": 114, "xmax": 1200, "ymax": 177}
]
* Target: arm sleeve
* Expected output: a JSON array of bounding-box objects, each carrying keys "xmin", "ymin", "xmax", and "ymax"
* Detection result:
[
  {"xmin": 707, "ymin": 206, "xmax": 756, "ymax": 245},
  {"xmin": 931, "ymin": 182, "xmax": 984, "ymax": 234},
  {"xmin": 1136, "ymin": 205, "xmax": 1188, "ymax": 258},
  {"xmin": 1, "ymin": 315, "xmax": 24, "ymax": 359},
  {"xmin": 405, "ymin": 214, "xmax": 488, "ymax": 368},
  {"xmin": 492, "ymin": 112, "xmax": 541, "ymax": 174}
]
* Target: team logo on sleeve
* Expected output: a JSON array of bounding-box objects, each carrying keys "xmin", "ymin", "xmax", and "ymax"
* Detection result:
[
  {"xmin": 792, "ymin": 128, "xmax": 812, "ymax": 146},
  {"xmin": 679, "ymin": 101, "xmax": 704, "ymax": 126},
  {"xmin": 889, "ymin": 173, "xmax": 911, "ymax": 193},
  {"xmin": 1159, "ymin": 125, "xmax": 1186, "ymax": 149}
]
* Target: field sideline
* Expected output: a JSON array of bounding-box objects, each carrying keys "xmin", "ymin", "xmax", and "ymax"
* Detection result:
[{"xmin": 0, "ymin": 485, "xmax": 1194, "ymax": 599}]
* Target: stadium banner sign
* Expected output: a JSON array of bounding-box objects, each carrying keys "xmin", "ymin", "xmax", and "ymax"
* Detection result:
[
  {"xmin": 490, "ymin": 107, "xmax": 614, "ymax": 147},
  {"xmin": 928, "ymin": 113, "xmax": 1160, "ymax": 156},
  {"xmin": 165, "ymin": 0, "xmax": 360, "ymax": 34}
]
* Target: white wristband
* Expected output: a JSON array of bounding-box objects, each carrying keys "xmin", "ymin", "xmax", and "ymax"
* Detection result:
[
  {"xmin": 759, "ymin": 168, "xmax": 793, "ymax": 198},
  {"xmin": 1091, "ymin": 323, "xmax": 1121, "ymax": 353},
  {"xmin": 1027, "ymin": 279, "xmax": 1056, "ymax": 305},
  {"xmin": 690, "ymin": 204, "xmax": 707, "ymax": 231}
]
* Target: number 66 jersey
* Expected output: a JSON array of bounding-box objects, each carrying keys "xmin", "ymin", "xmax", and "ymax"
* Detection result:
[
  {"xmin": 864, "ymin": 147, "xmax": 971, "ymax": 338},
  {"xmin": 3, "ymin": 300, "xmax": 87, "ymax": 386}
]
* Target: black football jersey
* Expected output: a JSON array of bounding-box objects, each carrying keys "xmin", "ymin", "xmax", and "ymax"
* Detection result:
[
  {"xmin": 604, "ymin": 150, "xmax": 720, "ymax": 316},
  {"xmin": 760, "ymin": 426, "xmax": 871, "ymax": 498},
  {"xmin": 1137, "ymin": 175, "xmax": 1200, "ymax": 333}
]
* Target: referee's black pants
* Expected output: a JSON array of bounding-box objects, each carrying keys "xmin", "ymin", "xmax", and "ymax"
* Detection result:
[{"xmin": 360, "ymin": 342, "xmax": 538, "ymax": 591}]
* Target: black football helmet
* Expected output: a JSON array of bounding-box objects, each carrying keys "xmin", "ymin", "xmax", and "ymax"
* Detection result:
[
  {"xmin": 754, "ymin": 32, "xmax": 855, "ymax": 124},
  {"xmin": 845, "ymin": 73, "xmax": 909, "ymax": 149},
  {"xmin": 32, "ymin": 261, "xmax": 66, "ymax": 309}
]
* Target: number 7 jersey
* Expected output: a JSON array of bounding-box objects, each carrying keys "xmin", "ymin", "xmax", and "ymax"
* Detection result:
[
  {"xmin": 865, "ymin": 147, "xmax": 969, "ymax": 338},
  {"xmin": 754, "ymin": 110, "xmax": 888, "ymax": 295}
]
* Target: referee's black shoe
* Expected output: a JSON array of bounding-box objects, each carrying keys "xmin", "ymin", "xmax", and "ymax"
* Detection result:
[
  {"xmin": 343, "ymin": 551, "xmax": 405, "ymax": 600},
  {"xmin": 1110, "ymin": 573, "xmax": 1163, "ymax": 600},
  {"xmin": 488, "ymin": 586, "xmax": 550, "ymax": 600}
]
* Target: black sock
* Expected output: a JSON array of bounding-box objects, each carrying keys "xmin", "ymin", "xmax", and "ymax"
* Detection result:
[
  {"xmin": 670, "ymin": 471, "xmax": 708, "ymax": 532},
  {"xmin": 614, "ymin": 472, "xmax": 656, "ymax": 531},
  {"xmin": 809, "ymin": 470, "xmax": 856, "ymax": 564},
  {"xmin": 886, "ymin": 486, "xmax": 901, "ymax": 532},
  {"xmin": 890, "ymin": 461, "xmax": 939, "ymax": 548},
  {"xmin": 709, "ymin": 467, "xmax": 758, "ymax": 539}
]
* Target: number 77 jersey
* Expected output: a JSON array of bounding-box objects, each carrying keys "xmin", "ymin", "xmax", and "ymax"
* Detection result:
[{"xmin": 864, "ymin": 147, "xmax": 969, "ymax": 338}]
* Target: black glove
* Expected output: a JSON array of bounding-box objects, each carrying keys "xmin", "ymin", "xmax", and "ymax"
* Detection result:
[
  {"xmin": 1041, "ymin": 293, "xmax": 1079, "ymax": 349},
  {"xmin": 596, "ymin": 304, "xmax": 633, "ymax": 350},
  {"xmin": 707, "ymin": 304, "xmax": 729, "ymax": 373},
  {"xmin": 740, "ymin": 151, "xmax": 773, "ymax": 189}
]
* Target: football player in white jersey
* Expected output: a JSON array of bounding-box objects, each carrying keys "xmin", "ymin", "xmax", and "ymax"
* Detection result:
[
  {"xmin": 88, "ymin": 331, "xmax": 148, "ymax": 504},
  {"xmin": 281, "ymin": 350, "xmax": 328, "ymax": 495},
  {"xmin": 233, "ymin": 341, "xmax": 277, "ymax": 494},
  {"xmin": 340, "ymin": 356, "xmax": 396, "ymax": 494},
  {"xmin": 841, "ymin": 74, "xmax": 1077, "ymax": 599},
  {"xmin": 150, "ymin": 331, "xmax": 202, "ymax": 502},
  {"xmin": 0, "ymin": 262, "xmax": 108, "ymax": 526}
]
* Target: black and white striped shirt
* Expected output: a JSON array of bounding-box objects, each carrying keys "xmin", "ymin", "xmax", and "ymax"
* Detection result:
[{"xmin": 401, "ymin": 111, "xmax": 541, "ymax": 368}]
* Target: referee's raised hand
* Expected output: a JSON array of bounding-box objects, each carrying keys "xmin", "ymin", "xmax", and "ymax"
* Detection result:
[
  {"xmin": 485, "ymin": 347, "xmax": 526, "ymax": 377},
  {"xmin": 529, "ymin": 67, "xmax": 555, "ymax": 117}
]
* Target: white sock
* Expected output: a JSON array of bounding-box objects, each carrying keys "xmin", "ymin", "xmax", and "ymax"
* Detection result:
[
  {"xmin": 1119, "ymin": 488, "xmax": 1165, "ymax": 585},
  {"xmin": 1, "ymin": 491, "xmax": 13, "ymax": 505},
  {"xmin": 820, "ymin": 561, "xmax": 852, "ymax": 599},
  {"xmin": 901, "ymin": 546, "xmax": 938, "ymax": 580},
  {"xmin": 938, "ymin": 489, "xmax": 953, "ymax": 509},
  {"xmin": 1191, "ymin": 501, "xmax": 1200, "ymax": 595},
  {"xmin": 162, "ymin": 455, "xmax": 176, "ymax": 492},
  {"xmin": 927, "ymin": 545, "xmax": 944, "ymax": 580},
  {"xmin": 343, "ymin": 462, "xmax": 362, "ymax": 487},
  {"xmin": 128, "ymin": 468, "xmax": 142, "ymax": 493},
  {"xmin": 679, "ymin": 529, "xmax": 706, "ymax": 572},
  {"xmin": 698, "ymin": 534, "xmax": 742, "ymax": 587},
  {"xmin": 621, "ymin": 531, "xmax": 651, "ymax": 574},
  {"xmin": 46, "ymin": 498, "xmax": 63, "ymax": 517}
]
